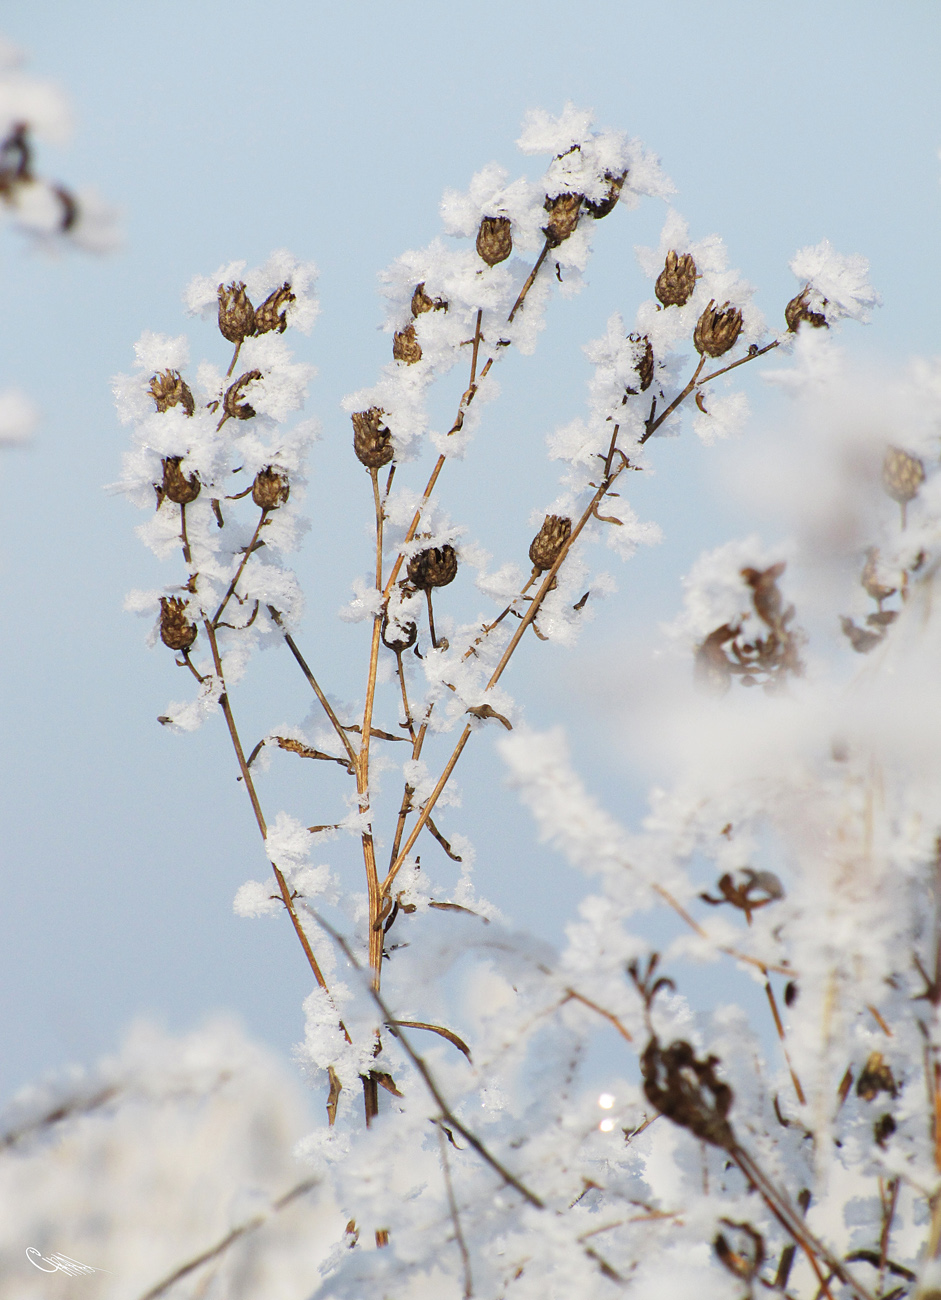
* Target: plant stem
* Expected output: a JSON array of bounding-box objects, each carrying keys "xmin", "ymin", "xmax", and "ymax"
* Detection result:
[
  {"xmin": 359, "ymin": 466, "xmax": 386, "ymax": 986},
  {"xmin": 212, "ymin": 508, "xmax": 268, "ymax": 626},
  {"xmin": 266, "ymin": 607, "xmax": 359, "ymax": 766}
]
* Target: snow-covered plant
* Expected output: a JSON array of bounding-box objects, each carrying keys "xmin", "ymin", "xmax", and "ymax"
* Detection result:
[{"xmin": 111, "ymin": 105, "xmax": 941, "ymax": 1300}]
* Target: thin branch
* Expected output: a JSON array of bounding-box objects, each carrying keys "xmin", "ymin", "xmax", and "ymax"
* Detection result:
[
  {"xmin": 437, "ymin": 1123, "xmax": 474, "ymax": 1299},
  {"xmin": 212, "ymin": 508, "xmax": 268, "ymax": 627},
  {"xmin": 508, "ymin": 238, "xmax": 551, "ymax": 323},
  {"xmin": 266, "ymin": 606, "xmax": 358, "ymax": 766}
]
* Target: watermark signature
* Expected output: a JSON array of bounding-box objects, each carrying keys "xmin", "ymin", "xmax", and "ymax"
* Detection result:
[{"xmin": 26, "ymin": 1247, "xmax": 110, "ymax": 1276}]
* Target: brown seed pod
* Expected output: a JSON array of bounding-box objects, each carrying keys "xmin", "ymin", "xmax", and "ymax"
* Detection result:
[
  {"xmin": 251, "ymin": 466, "xmax": 290, "ymax": 510},
  {"xmin": 542, "ymin": 192, "xmax": 583, "ymax": 247},
  {"xmin": 856, "ymin": 1051, "xmax": 897, "ymax": 1101},
  {"xmin": 410, "ymin": 282, "xmax": 448, "ymax": 316},
  {"xmin": 223, "ymin": 369, "xmax": 262, "ymax": 421},
  {"xmin": 861, "ymin": 548, "xmax": 896, "ymax": 603},
  {"xmin": 149, "ymin": 370, "xmax": 195, "ymax": 416},
  {"xmin": 476, "ymin": 216, "xmax": 513, "ymax": 267},
  {"xmin": 159, "ymin": 456, "xmax": 201, "ymax": 505},
  {"xmin": 254, "ymin": 281, "xmax": 295, "ymax": 335},
  {"xmin": 584, "ymin": 170, "xmax": 627, "ymax": 219},
  {"xmin": 882, "ymin": 447, "xmax": 925, "ymax": 505},
  {"xmin": 392, "ymin": 323, "xmax": 422, "ymax": 365},
  {"xmin": 694, "ymin": 300, "xmax": 744, "ymax": 358},
  {"xmin": 381, "ymin": 614, "xmax": 418, "ymax": 652},
  {"xmin": 159, "ymin": 596, "xmax": 198, "ymax": 651},
  {"xmin": 655, "ymin": 250, "xmax": 698, "ymax": 308},
  {"xmin": 785, "ymin": 287, "xmax": 828, "ymax": 333},
  {"xmin": 217, "ymin": 281, "xmax": 256, "ymax": 343},
  {"xmin": 407, "ymin": 545, "xmax": 458, "ymax": 590},
  {"xmin": 352, "ymin": 408, "xmax": 394, "ymax": 469},
  {"xmin": 626, "ymin": 335, "xmax": 654, "ymax": 393},
  {"xmin": 529, "ymin": 515, "xmax": 572, "ymax": 572}
]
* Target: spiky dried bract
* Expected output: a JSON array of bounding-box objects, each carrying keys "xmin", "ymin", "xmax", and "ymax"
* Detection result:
[
  {"xmin": 392, "ymin": 323, "xmax": 422, "ymax": 365},
  {"xmin": 882, "ymin": 447, "xmax": 924, "ymax": 505},
  {"xmin": 641, "ymin": 1037, "xmax": 735, "ymax": 1150},
  {"xmin": 217, "ymin": 281, "xmax": 256, "ymax": 343},
  {"xmin": 251, "ymin": 466, "xmax": 289, "ymax": 510},
  {"xmin": 542, "ymin": 192, "xmax": 583, "ymax": 247},
  {"xmin": 584, "ymin": 169, "xmax": 627, "ymax": 219},
  {"xmin": 149, "ymin": 370, "xmax": 195, "ymax": 416},
  {"xmin": 352, "ymin": 408, "xmax": 394, "ymax": 469},
  {"xmin": 785, "ymin": 287, "xmax": 828, "ymax": 332},
  {"xmin": 159, "ymin": 596, "xmax": 197, "ymax": 651},
  {"xmin": 254, "ymin": 282, "xmax": 295, "ymax": 335},
  {"xmin": 410, "ymin": 283, "xmax": 447, "ymax": 316},
  {"xmin": 529, "ymin": 515, "xmax": 572, "ymax": 572},
  {"xmin": 694, "ymin": 299, "xmax": 743, "ymax": 358},
  {"xmin": 655, "ymin": 250, "xmax": 698, "ymax": 307},
  {"xmin": 223, "ymin": 370, "xmax": 262, "ymax": 422},
  {"xmin": 407, "ymin": 545, "xmax": 458, "ymax": 590},
  {"xmin": 159, "ymin": 456, "xmax": 201, "ymax": 505},
  {"xmin": 475, "ymin": 216, "xmax": 512, "ymax": 267}
]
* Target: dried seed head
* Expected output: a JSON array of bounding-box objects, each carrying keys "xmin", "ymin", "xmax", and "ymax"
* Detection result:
[
  {"xmin": 542, "ymin": 192, "xmax": 583, "ymax": 247},
  {"xmin": 381, "ymin": 614, "xmax": 418, "ymax": 653},
  {"xmin": 529, "ymin": 515, "xmax": 572, "ymax": 572},
  {"xmin": 785, "ymin": 287, "xmax": 828, "ymax": 333},
  {"xmin": 392, "ymin": 323, "xmax": 422, "ymax": 365},
  {"xmin": 223, "ymin": 369, "xmax": 262, "ymax": 422},
  {"xmin": 352, "ymin": 408, "xmax": 394, "ymax": 469},
  {"xmin": 217, "ymin": 281, "xmax": 256, "ymax": 344},
  {"xmin": 159, "ymin": 456, "xmax": 201, "ymax": 505},
  {"xmin": 159, "ymin": 596, "xmax": 197, "ymax": 651},
  {"xmin": 856, "ymin": 1051, "xmax": 897, "ymax": 1101},
  {"xmin": 882, "ymin": 447, "xmax": 925, "ymax": 505},
  {"xmin": 407, "ymin": 545, "xmax": 458, "ymax": 590},
  {"xmin": 861, "ymin": 548, "xmax": 896, "ymax": 603},
  {"xmin": 584, "ymin": 170, "xmax": 627, "ymax": 219},
  {"xmin": 626, "ymin": 334, "xmax": 655, "ymax": 393},
  {"xmin": 254, "ymin": 281, "xmax": 295, "ymax": 335},
  {"xmin": 655, "ymin": 250, "xmax": 698, "ymax": 308},
  {"xmin": 694, "ymin": 300, "xmax": 744, "ymax": 358},
  {"xmin": 251, "ymin": 466, "xmax": 290, "ymax": 510},
  {"xmin": 476, "ymin": 216, "xmax": 513, "ymax": 267},
  {"xmin": 411, "ymin": 283, "xmax": 448, "ymax": 316},
  {"xmin": 149, "ymin": 369, "xmax": 195, "ymax": 416}
]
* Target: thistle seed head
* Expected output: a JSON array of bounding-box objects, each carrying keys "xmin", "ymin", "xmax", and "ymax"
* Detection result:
[
  {"xmin": 407, "ymin": 544, "xmax": 458, "ymax": 589},
  {"xmin": 352, "ymin": 408, "xmax": 394, "ymax": 469},
  {"xmin": 251, "ymin": 466, "xmax": 290, "ymax": 510},
  {"xmin": 628, "ymin": 335, "xmax": 654, "ymax": 393},
  {"xmin": 392, "ymin": 323, "xmax": 422, "ymax": 365},
  {"xmin": 254, "ymin": 281, "xmax": 295, "ymax": 335},
  {"xmin": 542, "ymin": 192, "xmax": 583, "ymax": 248},
  {"xmin": 882, "ymin": 447, "xmax": 925, "ymax": 504},
  {"xmin": 217, "ymin": 281, "xmax": 256, "ymax": 344},
  {"xmin": 584, "ymin": 170, "xmax": 627, "ymax": 219},
  {"xmin": 655, "ymin": 250, "xmax": 698, "ymax": 308},
  {"xmin": 149, "ymin": 369, "xmax": 195, "ymax": 416},
  {"xmin": 411, "ymin": 283, "xmax": 448, "ymax": 316},
  {"xmin": 223, "ymin": 369, "xmax": 262, "ymax": 422},
  {"xmin": 529, "ymin": 515, "xmax": 572, "ymax": 572},
  {"xmin": 381, "ymin": 614, "xmax": 418, "ymax": 653},
  {"xmin": 476, "ymin": 216, "xmax": 513, "ymax": 267},
  {"xmin": 159, "ymin": 596, "xmax": 197, "ymax": 651},
  {"xmin": 785, "ymin": 287, "xmax": 828, "ymax": 332},
  {"xmin": 694, "ymin": 300, "xmax": 744, "ymax": 358},
  {"xmin": 159, "ymin": 456, "xmax": 201, "ymax": 505}
]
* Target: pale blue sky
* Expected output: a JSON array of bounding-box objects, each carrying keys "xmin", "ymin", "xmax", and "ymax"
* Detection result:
[{"xmin": 1, "ymin": 0, "xmax": 939, "ymax": 1101}]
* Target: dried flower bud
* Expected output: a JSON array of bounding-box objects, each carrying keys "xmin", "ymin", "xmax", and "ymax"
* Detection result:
[
  {"xmin": 856, "ymin": 1051, "xmax": 897, "ymax": 1101},
  {"xmin": 223, "ymin": 369, "xmax": 262, "ymax": 422},
  {"xmin": 149, "ymin": 370, "xmax": 195, "ymax": 416},
  {"xmin": 407, "ymin": 545, "xmax": 458, "ymax": 590},
  {"xmin": 542, "ymin": 192, "xmax": 583, "ymax": 247},
  {"xmin": 476, "ymin": 216, "xmax": 512, "ymax": 267},
  {"xmin": 655, "ymin": 251, "xmax": 698, "ymax": 308},
  {"xmin": 529, "ymin": 515, "xmax": 572, "ymax": 572},
  {"xmin": 882, "ymin": 447, "xmax": 924, "ymax": 505},
  {"xmin": 352, "ymin": 408, "xmax": 394, "ymax": 469},
  {"xmin": 381, "ymin": 615, "xmax": 417, "ymax": 653},
  {"xmin": 217, "ymin": 281, "xmax": 256, "ymax": 344},
  {"xmin": 410, "ymin": 283, "xmax": 447, "ymax": 316},
  {"xmin": 254, "ymin": 281, "xmax": 295, "ymax": 335},
  {"xmin": 392, "ymin": 323, "xmax": 422, "ymax": 365},
  {"xmin": 251, "ymin": 466, "xmax": 289, "ymax": 510},
  {"xmin": 584, "ymin": 170, "xmax": 627, "ymax": 219},
  {"xmin": 159, "ymin": 596, "xmax": 197, "ymax": 652},
  {"xmin": 159, "ymin": 456, "xmax": 201, "ymax": 505},
  {"xmin": 694, "ymin": 300, "xmax": 744, "ymax": 358},
  {"xmin": 861, "ymin": 548, "xmax": 896, "ymax": 603},
  {"xmin": 625, "ymin": 334, "xmax": 655, "ymax": 394},
  {"xmin": 785, "ymin": 287, "xmax": 827, "ymax": 332}
]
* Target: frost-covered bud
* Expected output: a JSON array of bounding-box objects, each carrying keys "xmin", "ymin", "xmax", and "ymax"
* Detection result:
[
  {"xmin": 217, "ymin": 281, "xmax": 256, "ymax": 343},
  {"xmin": 882, "ymin": 447, "xmax": 924, "ymax": 505},
  {"xmin": 542, "ymin": 192, "xmax": 583, "ymax": 247},
  {"xmin": 785, "ymin": 287, "xmax": 828, "ymax": 332},
  {"xmin": 529, "ymin": 515, "xmax": 572, "ymax": 572},
  {"xmin": 655, "ymin": 250, "xmax": 697, "ymax": 307},
  {"xmin": 159, "ymin": 456, "xmax": 201, "ymax": 505},
  {"xmin": 149, "ymin": 370, "xmax": 195, "ymax": 416},
  {"xmin": 476, "ymin": 216, "xmax": 512, "ymax": 267},
  {"xmin": 159, "ymin": 596, "xmax": 197, "ymax": 651},
  {"xmin": 392, "ymin": 324, "xmax": 422, "ymax": 365},
  {"xmin": 694, "ymin": 300, "xmax": 743, "ymax": 358},
  {"xmin": 352, "ymin": 408, "xmax": 394, "ymax": 469},
  {"xmin": 251, "ymin": 466, "xmax": 290, "ymax": 510},
  {"xmin": 407, "ymin": 545, "xmax": 458, "ymax": 590},
  {"xmin": 254, "ymin": 281, "xmax": 295, "ymax": 335},
  {"xmin": 856, "ymin": 1051, "xmax": 897, "ymax": 1101},
  {"xmin": 410, "ymin": 283, "xmax": 447, "ymax": 316},
  {"xmin": 381, "ymin": 614, "xmax": 417, "ymax": 652},
  {"xmin": 861, "ymin": 548, "xmax": 896, "ymax": 603},
  {"xmin": 223, "ymin": 369, "xmax": 262, "ymax": 422},
  {"xmin": 626, "ymin": 335, "xmax": 654, "ymax": 393},
  {"xmin": 584, "ymin": 170, "xmax": 627, "ymax": 219}
]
